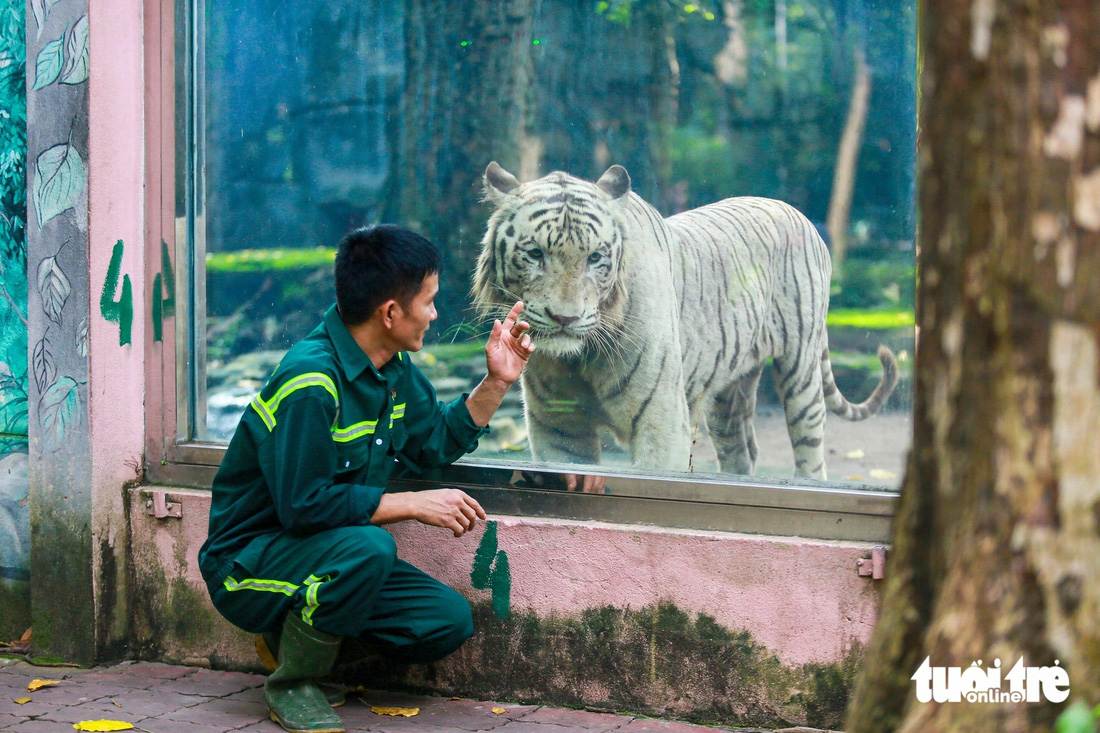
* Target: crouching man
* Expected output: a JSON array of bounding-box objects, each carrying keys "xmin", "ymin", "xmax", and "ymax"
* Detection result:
[{"xmin": 198, "ymin": 225, "xmax": 534, "ymax": 733}]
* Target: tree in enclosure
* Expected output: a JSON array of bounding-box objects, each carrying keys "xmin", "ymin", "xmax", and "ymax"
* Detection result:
[{"xmin": 387, "ymin": 0, "xmax": 534, "ymax": 336}]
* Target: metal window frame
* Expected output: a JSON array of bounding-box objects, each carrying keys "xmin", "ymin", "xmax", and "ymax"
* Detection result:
[{"xmin": 143, "ymin": 0, "xmax": 902, "ymax": 544}]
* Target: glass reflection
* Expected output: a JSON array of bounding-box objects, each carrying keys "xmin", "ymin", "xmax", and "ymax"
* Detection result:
[{"xmin": 198, "ymin": 0, "xmax": 915, "ymax": 489}]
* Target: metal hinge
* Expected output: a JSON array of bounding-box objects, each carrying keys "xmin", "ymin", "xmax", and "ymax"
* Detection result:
[
  {"xmin": 857, "ymin": 546, "xmax": 887, "ymax": 580},
  {"xmin": 144, "ymin": 490, "xmax": 182, "ymax": 519}
]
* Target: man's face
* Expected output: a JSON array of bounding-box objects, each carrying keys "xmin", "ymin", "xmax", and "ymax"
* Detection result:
[{"xmin": 391, "ymin": 273, "xmax": 439, "ymax": 352}]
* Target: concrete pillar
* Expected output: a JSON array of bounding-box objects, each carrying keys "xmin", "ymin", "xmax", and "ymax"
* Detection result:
[{"xmin": 26, "ymin": 0, "xmax": 145, "ymax": 663}]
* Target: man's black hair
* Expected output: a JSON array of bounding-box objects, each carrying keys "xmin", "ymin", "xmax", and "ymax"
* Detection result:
[{"xmin": 334, "ymin": 224, "xmax": 441, "ymax": 325}]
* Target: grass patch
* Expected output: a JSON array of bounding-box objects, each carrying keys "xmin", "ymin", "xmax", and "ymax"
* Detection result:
[
  {"xmin": 206, "ymin": 247, "xmax": 336, "ymax": 273},
  {"xmin": 827, "ymin": 308, "xmax": 914, "ymax": 329},
  {"xmin": 826, "ymin": 350, "xmax": 909, "ymax": 371}
]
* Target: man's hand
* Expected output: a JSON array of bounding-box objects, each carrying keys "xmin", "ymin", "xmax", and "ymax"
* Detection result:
[
  {"xmin": 410, "ymin": 488, "xmax": 487, "ymax": 537},
  {"xmin": 485, "ymin": 301, "xmax": 535, "ymax": 385},
  {"xmin": 563, "ymin": 474, "xmax": 607, "ymax": 494},
  {"xmin": 466, "ymin": 301, "xmax": 535, "ymax": 427},
  {"xmin": 372, "ymin": 489, "xmax": 486, "ymax": 537}
]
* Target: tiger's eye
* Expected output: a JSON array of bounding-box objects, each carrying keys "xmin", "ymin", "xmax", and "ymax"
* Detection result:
[
  {"xmin": 588, "ymin": 251, "xmax": 602, "ymax": 263},
  {"xmin": 529, "ymin": 248, "xmax": 544, "ymax": 260}
]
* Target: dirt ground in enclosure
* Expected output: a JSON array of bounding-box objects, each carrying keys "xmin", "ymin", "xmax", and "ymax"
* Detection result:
[
  {"xmin": 476, "ymin": 408, "xmax": 912, "ymax": 492},
  {"xmin": 747, "ymin": 408, "xmax": 910, "ymax": 489}
]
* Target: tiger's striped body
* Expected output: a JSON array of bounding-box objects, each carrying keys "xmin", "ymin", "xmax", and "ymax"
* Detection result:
[{"xmin": 474, "ymin": 163, "xmax": 897, "ymax": 479}]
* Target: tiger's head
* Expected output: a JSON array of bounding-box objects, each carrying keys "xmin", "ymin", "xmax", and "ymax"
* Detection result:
[{"xmin": 473, "ymin": 162, "xmax": 631, "ymax": 358}]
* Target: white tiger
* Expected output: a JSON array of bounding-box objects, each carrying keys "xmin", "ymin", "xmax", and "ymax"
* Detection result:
[{"xmin": 473, "ymin": 162, "xmax": 898, "ymax": 480}]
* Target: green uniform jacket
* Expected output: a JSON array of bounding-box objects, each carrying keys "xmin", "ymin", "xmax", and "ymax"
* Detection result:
[{"xmin": 199, "ymin": 305, "xmax": 488, "ymax": 589}]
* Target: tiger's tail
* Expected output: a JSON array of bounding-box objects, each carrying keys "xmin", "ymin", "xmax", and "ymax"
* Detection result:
[{"xmin": 821, "ymin": 343, "xmax": 898, "ymax": 421}]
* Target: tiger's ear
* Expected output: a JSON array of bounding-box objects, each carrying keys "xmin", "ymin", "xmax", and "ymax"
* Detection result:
[
  {"xmin": 484, "ymin": 161, "xmax": 520, "ymax": 202},
  {"xmin": 596, "ymin": 165, "xmax": 630, "ymax": 199}
]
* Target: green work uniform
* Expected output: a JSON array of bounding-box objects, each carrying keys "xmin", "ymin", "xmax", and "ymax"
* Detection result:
[{"xmin": 199, "ymin": 304, "xmax": 488, "ymax": 663}]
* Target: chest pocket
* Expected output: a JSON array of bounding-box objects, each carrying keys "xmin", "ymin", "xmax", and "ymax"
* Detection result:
[{"xmin": 331, "ymin": 419, "xmax": 378, "ymax": 473}]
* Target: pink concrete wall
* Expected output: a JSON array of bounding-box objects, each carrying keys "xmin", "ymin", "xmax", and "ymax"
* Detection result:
[
  {"xmin": 391, "ymin": 517, "xmax": 878, "ymax": 666},
  {"xmin": 129, "ymin": 489, "xmax": 879, "ymax": 667},
  {"xmin": 88, "ymin": 0, "xmax": 147, "ymax": 641}
]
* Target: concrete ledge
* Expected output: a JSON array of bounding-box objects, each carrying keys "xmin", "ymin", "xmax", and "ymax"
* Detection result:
[{"xmin": 126, "ymin": 486, "xmax": 880, "ymax": 728}]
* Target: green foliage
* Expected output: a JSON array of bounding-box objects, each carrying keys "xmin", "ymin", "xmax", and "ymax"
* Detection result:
[
  {"xmin": 0, "ymin": 362, "xmax": 28, "ymax": 445},
  {"xmin": 831, "ymin": 256, "xmax": 916, "ymax": 310},
  {"xmin": 206, "ymin": 246, "xmax": 336, "ymax": 273},
  {"xmin": 0, "ymin": 0, "xmax": 27, "ymax": 447},
  {"xmin": 595, "ymin": 0, "xmax": 634, "ymax": 24},
  {"xmin": 1055, "ymin": 701, "xmax": 1100, "ymax": 733},
  {"xmin": 0, "ymin": 0, "xmax": 26, "ymax": 266}
]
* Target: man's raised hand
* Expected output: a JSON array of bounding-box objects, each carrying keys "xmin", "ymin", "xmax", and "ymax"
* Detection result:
[{"xmin": 485, "ymin": 301, "xmax": 535, "ymax": 385}]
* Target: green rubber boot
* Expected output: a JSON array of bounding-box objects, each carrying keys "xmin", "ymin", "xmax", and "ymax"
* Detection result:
[
  {"xmin": 257, "ymin": 632, "xmax": 347, "ymax": 707},
  {"xmin": 264, "ymin": 612, "xmax": 346, "ymax": 733}
]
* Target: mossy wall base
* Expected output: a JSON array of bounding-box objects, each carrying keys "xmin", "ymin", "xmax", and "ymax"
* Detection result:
[{"xmin": 126, "ymin": 487, "xmax": 880, "ymax": 729}]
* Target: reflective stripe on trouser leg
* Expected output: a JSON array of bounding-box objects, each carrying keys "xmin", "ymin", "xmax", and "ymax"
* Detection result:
[
  {"xmin": 301, "ymin": 574, "xmax": 331, "ymax": 626},
  {"xmin": 208, "ymin": 526, "xmax": 398, "ymax": 637}
]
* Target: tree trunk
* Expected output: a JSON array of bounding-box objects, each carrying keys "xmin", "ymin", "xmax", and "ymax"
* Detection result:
[
  {"xmin": 713, "ymin": 0, "xmax": 747, "ymax": 87},
  {"xmin": 826, "ymin": 46, "xmax": 870, "ymax": 274},
  {"xmin": 394, "ymin": 0, "xmax": 534, "ymax": 330},
  {"xmin": 640, "ymin": 0, "xmax": 677, "ymax": 213},
  {"xmin": 846, "ymin": 1, "xmax": 1100, "ymax": 731}
]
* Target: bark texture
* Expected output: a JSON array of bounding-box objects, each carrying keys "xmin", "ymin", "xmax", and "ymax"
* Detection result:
[
  {"xmin": 393, "ymin": 0, "xmax": 534, "ymax": 325},
  {"xmin": 846, "ymin": 1, "xmax": 1100, "ymax": 731}
]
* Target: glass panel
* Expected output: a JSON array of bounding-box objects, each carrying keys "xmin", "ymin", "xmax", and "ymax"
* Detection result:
[{"xmin": 195, "ymin": 0, "xmax": 915, "ymax": 491}]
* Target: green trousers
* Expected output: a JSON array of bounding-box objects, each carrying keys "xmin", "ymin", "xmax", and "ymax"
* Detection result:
[{"xmin": 209, "ymin": 525, "xmax": 473, "ymax": 664}]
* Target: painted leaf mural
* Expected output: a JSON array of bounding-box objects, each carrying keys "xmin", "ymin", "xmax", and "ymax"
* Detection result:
[
  {"xmin": 39, "ymin": 375, "xmax": 81, "ymax": 448},
  {"xmin": 37, "ymin": 256, "xmax": 70, "ymax": 326},
  {"xmin": 77, "ymin": 318, "xmax": 87, "ymax": 357},
  {"xmin": 32, "ymin": 36, "xmax": 64, "ymax": 90},
  {"xmin": 60, "ymin": 16, "xmax": 88, "ymax": 85},
  {"xmin": 33, "ymin": 141, "xmax": 85, "ymax": 229},
  {"xmin": 31, "ymin": 335, "xmax": 55, "ymax": 394},
  {"xmin": 30, "ymin": 0, "xmax": 62, "ymax": 41}
]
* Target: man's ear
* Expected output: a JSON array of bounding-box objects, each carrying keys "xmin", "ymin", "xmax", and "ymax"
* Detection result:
[{"xmin": 378, "ymin": 299, "xmax": 399, "ymax": 328}]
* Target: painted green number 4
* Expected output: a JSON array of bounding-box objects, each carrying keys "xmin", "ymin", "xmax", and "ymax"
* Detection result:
[
  {"xmin": 472, "ymin": 521, "xmax": 511, "ymax": 620},
  {"xmin": 153, "ymin": 240, "xmax": 175, "ymax": 342},
  {"xmin": 100, "ymin": 240, "xmax": 133, "ymax": 346}
]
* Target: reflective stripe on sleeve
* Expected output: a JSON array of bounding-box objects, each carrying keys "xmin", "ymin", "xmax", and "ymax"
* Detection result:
[
  {"xmin": 250, "ymin": 373, "xmax": 339, "ymax": 431},
  {"xmin": 223, "ymin": 575, "xmax": 299, "ymax": 596}
]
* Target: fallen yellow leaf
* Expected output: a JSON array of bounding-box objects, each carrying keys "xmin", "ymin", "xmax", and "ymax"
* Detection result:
[
  {"xmin": 371, "ymin": 706, "xmax": 419, "ymax": 717},
  {"xmin": 844, "ymin": 449, "xmax": 865, "ymax": 460},
  {"xmin": 14, "ymin": 697, "xmax": 31, "ymax": 704},
  {"xmin": 492, "ymin": 707, "xmax": 507, "ymax": 714},
  {"xmin": 112, "ymin": 700, "xmax": 122, "ymax": 708},
  {"xmin": 73, "ymin": 721, "xmax": 134, "ymax": 732},
  {"xmin": 28, "ymin": 679, "xmax": 61, "ymax": 692},
  {"xmin": 869, "ymin": 468, "xmax": 898, "ymax": 480}
]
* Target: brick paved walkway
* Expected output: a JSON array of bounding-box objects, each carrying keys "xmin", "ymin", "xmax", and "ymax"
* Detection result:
[{"xmin": 0, "ymin": 661, "xmax": 790, "ymax": 733}]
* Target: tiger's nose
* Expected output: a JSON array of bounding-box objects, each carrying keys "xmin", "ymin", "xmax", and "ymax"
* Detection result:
[{"xmin": 546, "ymin": 308, "xmax": 580, "ymax": 327}]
